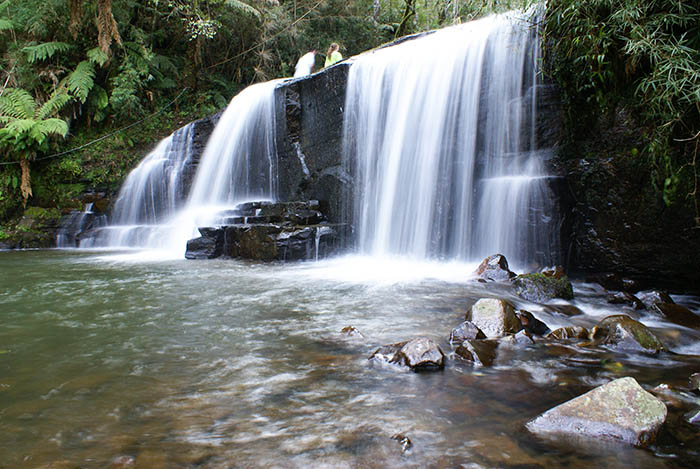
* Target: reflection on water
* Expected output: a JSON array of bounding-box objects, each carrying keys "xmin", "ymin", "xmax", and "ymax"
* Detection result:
[{"xmin": 1, "ymin": 250, "xmax": 699, "ymax": 467}]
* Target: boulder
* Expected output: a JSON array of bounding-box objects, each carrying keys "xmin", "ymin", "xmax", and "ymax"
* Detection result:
[
  {"xmin": 369, "ymin": 338, "xmax": 445, "ymax": 371},
  {"xmin": 516, "ymin": 310, "xmax": 551, "ymax": 336},
  {"xmin": 449, "ymin": 321, "xmax": 486, "ymax": 344},
  {"xmin": 590, "ymin": 315, "xmax": 665, "ymax": 354},
  {"xmin": 545, "ymin": 326, "xmax": 589, "ymax": 341},
  {"xmin": 185, "ymin": 227, "xmax": 224, "ymax": 259},
  {"xmin": 454, "ymin": 339, "xmax": 498, "ymax": 367},
  {"xmin": 473, "ymin": 254, "xmax": 516, "ymax": 282},
  {"xmin": 606, "ymin": 291, "xmax": 645, "ymax": 310},
  {"xmin": 649, "ymin": 303, "xmax": 700, "ymax": 330},
  {"xmin": 637, "ymin": 290, "xmax": 674, "ymax": 309},
  {"xmin": 512, "ymin": 273, "xmax": 574, "ymax": 303},
  {"xmin": 466, "ymin": 298, "xmax": 521, "ymax": 338},
  {"xmin": 526, "ymin": 377, "xmax": 667, "ymax": 447},
  {"xmin": 503, "ymin": 330, "xmax": 536, "ymax": 345}
]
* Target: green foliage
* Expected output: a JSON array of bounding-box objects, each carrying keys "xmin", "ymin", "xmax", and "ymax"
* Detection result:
[
  {"xmin": 22, "ymin": 42, "xmax": 71, "ymax": 63},
  {"xmin": 63, "ymin": 60, "xmax": 96, "ymax": 103},
  {"xmin": 544, "ymin": 0, "xmax": 700, "ymax": 211}
]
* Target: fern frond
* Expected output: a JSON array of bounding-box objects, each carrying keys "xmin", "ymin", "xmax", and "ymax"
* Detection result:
[
  {"xmin": 29, "ymin": 118, "xmax": 68, "ymax": 143},
  {"xmin": 123, "ymin": 42, "xmax": 151, "ymax": 75},
  {"xmin": 63, "ymin": 60, "xmax": 95, "ymax": 103},
  {"xmin": 22, "ymin": 42, "xmax": 71, "ymax": 63},
  {"xmin": 224, "ymin": 0, "xmax": 262, "ymax": 20},
  {"xmin": 37, "ymin": 91, "xmax": 72, "ymax": 120},
  {"xmin": 88, "ymin": 85, "xmax": 109, "ymax": 111},
  {"xmin": 0, "ymin": 0, "xmax": 11, "ymax": 10},
  {"xmin": 87, "ymin": 47, "xmax": 109, "ymax": 67},
  {"xmin": 0, "ymin": 18, "xmax": 13, "ymax": 31},
  {"xmin": 0, "ymin": 88, "xmax": 36, "ymax": 120},
  {"xmin": 6, "ymin": 119, "xmax": 35, "ymax": 135}
]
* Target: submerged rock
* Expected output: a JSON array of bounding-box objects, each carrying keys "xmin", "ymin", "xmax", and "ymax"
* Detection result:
[
  {"xmin": 449, "ymin": 321, "xmax": 486, "ymax": 344},
  {"xmin": 527, "ymin": 377, "xmax": 667, "ymax": 447},
  {"xmin": 454, "ymin": 339, "xmax": 498, "ymax": 367},
  {"xmin": 590, "ymin": 315, "xmax": 665, "ymax": 354},
  {"xmin": 649, "ymin": 303, "xmax": 700, "ymax": 330},
  {"xmin": 369, "ymin": 338, "xmax": 445, "ymax": 371},
  {"xmin": 340, "ymin": 326, "xmax": 363, "ymax": 338},
  {"xmin": 606, "ymin": 291, "xmax": 645, "ymax": 310},
  {"xmin": 512, "ymin": 273, "xmax": 574, "ymax": 303},
  {"xmin": 473, "ymin": 254, "xmax": 516, "ymax": 282},
  {"xmin": 390, "ymin": 433, "xmax": 412, "ymax": 453},
  {"xmin": 637, "ymin": 290, "xmax": 674, "ymax": 309},
  {"xmin": 466, "ymin": 298, "xmax": 521, "ymax": 338}
]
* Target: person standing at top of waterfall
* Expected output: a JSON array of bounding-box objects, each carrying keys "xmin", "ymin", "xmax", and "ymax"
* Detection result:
[
  {"xmin": 324, "ymin": 43, "xmax": 342, "ymax": 68},
  {"xmin": 293, "ymin": 49, "xmax": 316, "ymax": 78}
]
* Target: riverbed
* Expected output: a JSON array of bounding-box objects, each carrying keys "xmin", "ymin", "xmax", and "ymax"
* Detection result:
[{"xmin": 1, "ymin": 250, "xmax": 698, "ymax": 467}]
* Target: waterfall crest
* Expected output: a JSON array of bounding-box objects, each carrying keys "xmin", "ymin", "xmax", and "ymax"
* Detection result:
[{"xmin": 342, "ymin": 11, "xmax": 559, "ymax": 267}]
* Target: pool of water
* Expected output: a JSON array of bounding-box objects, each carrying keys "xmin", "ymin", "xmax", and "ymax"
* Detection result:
[{"xmin": 1, "ymin": 250, "xmax": 699, "ymax": 467}]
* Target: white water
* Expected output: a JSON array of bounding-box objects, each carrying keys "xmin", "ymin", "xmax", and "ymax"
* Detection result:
[{"xmin": 343, "ymin": 10, "xmax": 559, "ymax": 268}]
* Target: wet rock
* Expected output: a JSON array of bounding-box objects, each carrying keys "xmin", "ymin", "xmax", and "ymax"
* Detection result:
[
  {"xmin": 546, "ymin": 326, "xmax": 589, "ymax": 341},
  {"xmin": 503, "ymin": 330, "xmax": 536, "ymax": 345},
  {"xmin": 606, "ymin": 291, "xmax": 645, "ymax": 310},
  {"xmin": 513, "ymin": 273, "xmax": 574, "ymax": 303},
  {"xmin": 340, "ymin": 326, "xmax": 363, "ymax": 338},
  {"xmin": 473, "ymin": 254, "xmax": 516, "ymax": 282},
  {"xmin": 466, "ymin": 298, "xmax": 521, "ymax": 338},
  {"xmin": 690, "ymin": 373, "xmax": 700, "ymax": 393},
  {"xmin": 454, "ymin": 339, "xmax": 498, "ymax": 367},
  {"xmin": 650, "ymin": 303, "xmax": 700, "ymax": 330},
  {"xmin": 687, "ymin": 409, "xmax": 700, "ymax": 426},
  {"xmin": 110, "ymin": 455, "xmax": 135, "ymax": 468},
  {"xmin": 449, "ymin": 321, "xmax": 486, "ymax": 344},
  {"xmin": 637, "ymin": 290, "xmax": 674, "ymax": 309},
  {"xmin": 527, "ymin": 376, "xmax": 667, "ymax": 447},
  {"xmin": 516, "ymin": 310, "xmax": 551, "ymax": 336},
  {"xmin": 390, "ymin": 433, "xmax": 412, "ymax": 453},
  {"xmin": 369, "ymin": 338, "xmax": 445, "ymax": 371},
  {"xmin": 590, "ymin": 315, "xmax": 665, "ymax": 355},
  {"xmin": 185, "ymin": 227, "xmax": 224, "ymax": 259},
  {"xmin": 547, "ymin": 304, "xmax": 585, "ymax": 317}
]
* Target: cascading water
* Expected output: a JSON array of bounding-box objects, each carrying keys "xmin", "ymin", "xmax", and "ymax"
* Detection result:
[
  {"xmin": 342, "ymin": 10, "xmax": 560, "ymax": 268},
  {"xmin": 81, "ymin": 81, "xmax": 280, "ymax": 254}
]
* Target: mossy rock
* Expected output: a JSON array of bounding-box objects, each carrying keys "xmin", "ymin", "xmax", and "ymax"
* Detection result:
[
  {"xmin": 512, "ymin": 273, "xmax": 574, "ymax": 303},
  {"xmin": 591, "ymin": 315, "xmax": 665, "ymax": 355}
]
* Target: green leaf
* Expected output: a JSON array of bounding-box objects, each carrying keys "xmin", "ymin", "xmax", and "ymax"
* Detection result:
[
  {"xmin": 224, "ymin": 0, "xmax": 262, "ymax": 20},
  {"xmin": 87, "ymin": 47, "xmax": 109, "ymax": 67},
  {"xmin": 63, "ymin": 60, "xmax": 95, "ymax": 103},
  {"xmin": 37, "ymin": 91, "xmax": 72, "ymax": 120},
  {"xmin": 6, "ymin": 119, "xmax": 35, "ymax": 135},
  {"xmin": 0, "ymin": 18, "xmax": 13, "ymax": 31},
  {"xmin": 22, "ymin": 42, "xmax": 71, "ymax": 63},
  {"xmin": 0, "ymin": 89, "xmax": 35, "ymax": 120},
  {"xmin": 30, "ymin": 118, "xmax": 68, "ymax": 142}
]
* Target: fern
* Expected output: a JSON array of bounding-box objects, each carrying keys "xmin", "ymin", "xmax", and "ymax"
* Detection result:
[
  {"xmin": 63, "ymin": 60, "xmax": 95, "ymax": 103},
  {"xmin": 0, "ymin": 89, "xmax": 35, "ymax": 120},
  {"xmin": 37, "ymin": 91, "xmax": 72, "ymax": 120},
  {"xmin": 29, "ymin": 118, "xmax": 68, "ymax": 143},
  {"xmin": 87, "ymin": 47, "xmax": 109, "ymax": 67},
  {"xmin": 224, "ymin": 0, "xmax": 262, "ymax": 20},
  {"xmin": 88, "ymin": 85, "xmax": 109, "ymax": 111},
  {"xmin": 0, "ymin": 18, "xmax": 13, "ymax": 31},
  {"xmin": 6, "ymin": 119, "xmax": 34, "ymax": 135},
  {"xmin": 22, "ymin": 42, "xmax": 71, "ymax": 63}
]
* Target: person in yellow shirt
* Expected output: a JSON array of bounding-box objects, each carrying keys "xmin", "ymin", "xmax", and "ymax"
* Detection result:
[{"xmin": 324, "ymin": 43, "xmax": 342, "ymax": 67}]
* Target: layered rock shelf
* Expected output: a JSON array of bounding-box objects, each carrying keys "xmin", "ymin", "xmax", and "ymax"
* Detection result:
[{"xmin": 185, "ymin": 200, "xmax": 347, "ymax": 262}]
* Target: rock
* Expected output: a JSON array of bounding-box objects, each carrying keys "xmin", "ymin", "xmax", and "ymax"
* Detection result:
[
  {"xmin": 473, "ymin": 254, "xmax": 516, "ymax": 282},
  {"xmin": 590, "ymin": 315, "xmax": 665, "ymax": 354},
  {"xmin": 390, "ymin": 433, "xmax": 412, "ymax": 453},
  {"xmin": 504, "ymin": 330, "xmax": 536, "ymax": 345},
  {"xmin": 687, "ymin": 409, "xmax": 700, "ymax": 426},
  {"xmin": 185, "ymin": 227, "xmax": 224, "ymax": 259},
  {"xmin": 466, "ymin": 298, "xmax": 521, "ymax": 338},
  {"xmin": 606, "ymin": 291, "xmax": 645, "ymax": 310},
  {"xmin": 515, "ymin": 310, "xmax": 551, "ymax": 336},
  {"xmin": 512, "ymin": 273, "xmax": 574, "ymax": 303},
  {"xmin": 110, "ymin": 455, "xmax": 135, "ymax": 468},
  {"xmin": 546, "ymin": 326, "xmax": 589, "ymax": 341},
  {"xmin": 690, "ymin": 373, "xmax": 700, "ymax": 393},
  {"xmin": 527, "ymin": 377, "xmax": 667, "ymax": 447},
  {"xmin": 454, "ymin": 339, "xmax": 498, "ymax": 367},
  {"xmin": 650, "ymin": 303, "xmax": 700, "ymax": 330},
  {"xmin": 449, "ymin": 321, "xmax": 486, "ymax": 344},
  {"xmin": 637, "ymin": 290, "xmax": 674, "ymax": 309},
  {"xmin": 340, "ymin": 326, "xmax": 363, "ymax": 338},
  {"xmin": 369, "ymin": 338, "xmax": 445, "ymax": 371}
]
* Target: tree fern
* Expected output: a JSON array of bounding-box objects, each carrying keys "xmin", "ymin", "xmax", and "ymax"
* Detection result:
[
  {"xmin": 29, "ymin": 118, "xmax": 68, "ymax": 144},
  {"xmin": 22, "ymin": 42, "xmax": 71, "ymax": 63},
  {"xmin": 6, "ymin": 119, "xmax": 35, "ymax": 135},
  {"xmin": 0, "ymin": 18, "xmax": 13, "ymax": 32},
  {"xmin": 63, "ymin": 60, "xmax": 96, "ymax": 103},
  {"xmin": 0, "ymin": 89, "xmax": 35, "ymax": 120}
]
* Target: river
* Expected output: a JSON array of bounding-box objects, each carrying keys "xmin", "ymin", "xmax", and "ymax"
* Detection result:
[{"xmin": 1, "ymin": 250, "xmax": 699, "ymax": 467}]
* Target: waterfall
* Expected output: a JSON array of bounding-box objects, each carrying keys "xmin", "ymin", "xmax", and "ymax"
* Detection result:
[
  {"xmin": 56, "ymin": 203, "xmax": 107, "ymax": 248},
  {"xmin": 342, "ymin": 10, "xmax": 559, "ymax": 267},
  {"xmin": 80, "ymin": 81, "xmax": 280, "ymax": 253}
]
